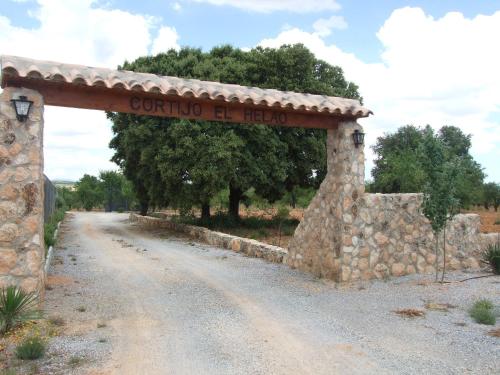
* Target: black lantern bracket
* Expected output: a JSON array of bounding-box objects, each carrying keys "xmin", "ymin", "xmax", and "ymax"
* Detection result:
[
  {"xmin": 352, "ymin": 129, "xmax": 365, "ymax": 148},
  {"xmin": 10, "ymin": 95, "xmax": 33, "ymax": 122}
]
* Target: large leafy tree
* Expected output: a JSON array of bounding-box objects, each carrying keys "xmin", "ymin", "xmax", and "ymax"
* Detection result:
[
  {"xmin": 482, "ymin": 182, "xmax": 500, "ymax": 211},
  {"xmin": 371, "ymin": 125, "xmax": 485, "ymax": 208},
  {"xmin": 109, "ymin": 44, "xmax": 361, "ymax": 218},
  {"xmin": 99, "ymin": 170, "xmax": 136, "ymax": 211},
  {"xmin": 75, "ymin": 174, "xmax": 103, "ymax": 211}
]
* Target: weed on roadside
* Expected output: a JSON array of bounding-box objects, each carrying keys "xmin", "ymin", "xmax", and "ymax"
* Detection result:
[
  {"xmin": 76, "ymin": 306, "xmax": 86, "ymax": 313},
  {"xmin": 48, "ymin": 316, "xmax": 65, "ymax": 327},
  {"xmin": 425, "ymin": 302, "xmax": 456, "ymax": 312},
  {"xmin": 488, "ymin": 328, "xmax": 500, "ymax": 337},
  {"xmin": 98, "ymin": 338, "xmax": 107, "ymax": 343},
  {"xmin": 97, "ymin": 322, "xmax": 107, "ymax": 328},
  {"xmin": 68, "ymin": 356, "xmax": 83, "ymax": 367},
  {"xmin": 469, "ymin": 299, "xmax": 496, "ymax": 325},
  {"xmin": 15, "ymin": 336, "xmax": 45, "ymax": 360},
  {"xmin": 394, "ymin": 308, "xmax": 425, "ymax": 318}
]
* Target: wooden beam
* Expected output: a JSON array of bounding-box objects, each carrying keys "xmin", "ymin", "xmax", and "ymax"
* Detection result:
[{"xmin": 4, "ymin": 78, "xmax": 343, "ymax": 129}]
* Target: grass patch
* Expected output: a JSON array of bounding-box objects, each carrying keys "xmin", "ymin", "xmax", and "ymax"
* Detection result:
[
  {"xmin": 15, "ymin": 336, "xmax": 45, "ymax": 360},
  {"xmin": 394, "ymin": 308, "xmax": 425, "ymax": 318},
  {"xmin": 68, "ymin": 356, "xmax": 83, "ymax": 367},
  {"xmin": 1, "ymin": 369, "xmax": 17, "ymax": 375},
  {"xmin": 44, "ymin": 208, "xmax": 66, "ymax": 254},
  {"xmin": 469, "ymin": 299, "xmax": 496, "ymax": 325},
  {"xmin": 48, "ymin": 316, "xmax": 65, "ymax": 327},
  {"xmin": 174, "ymin": 212, "xmax": 299, "ymax": 243}
]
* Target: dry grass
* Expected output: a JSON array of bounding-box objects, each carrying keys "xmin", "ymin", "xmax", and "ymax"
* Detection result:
[
  {"xmin": 488, "ymin": 328, "xmax": 500, "ymax": 337},
  {"xmin": 394, "ymin": 308, "xmax": 426, "ymax": 318},
  {"xmin": 425, "ymin": 302, "xmax": 456, "ymax": 312},
  {"xmin": 465, "ymin": 208, "xmax": 500, "ymax": 233}
]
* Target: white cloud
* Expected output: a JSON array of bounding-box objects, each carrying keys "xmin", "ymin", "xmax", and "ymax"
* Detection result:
[
  {"xmin": 0, "ymin": 0, "xmax": 179, "ymax": 180},
  {"xmin": 186, "ymin": 0, "xmax": 340, "ymax": 13},
  {"xmin": 0, "ymin": 0, "xmax": 153, "ymax": 67},
  {"xmin": 172, "ymin": 2, "xmax": 182, "ymax": 12},
  {"xmin": 259, "ymin": 7, "xmax": 500, "ymax": 181},
  {"xmin": 312, "ymin": 15, "xmax": 347, "ymax": 37},
  {"xmin": 151, "ymin": 26, "xmax": 180, "ymax": 55}
]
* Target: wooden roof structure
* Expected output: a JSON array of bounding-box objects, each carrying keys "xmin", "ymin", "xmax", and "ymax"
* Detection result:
[{"xmin": 1, "ymin": 55, "xmax": 372, "ymax": 128}]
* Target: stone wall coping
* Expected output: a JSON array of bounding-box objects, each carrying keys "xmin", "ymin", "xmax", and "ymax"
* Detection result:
[{"xmin": 129, "ymin": 213, "xmax": 288, "ymax": 264}]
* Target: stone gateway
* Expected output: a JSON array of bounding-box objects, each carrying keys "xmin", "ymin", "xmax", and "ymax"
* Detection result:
[{"xmin": 0, "ymin": 55, "xmax": 497, "ymax": 297}]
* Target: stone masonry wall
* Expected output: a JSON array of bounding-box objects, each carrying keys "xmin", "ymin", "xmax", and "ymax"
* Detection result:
[
  {"xmin": 129, "ymin": 213, "xmax": 287, "ymax": 263},
  {"xmin": 287, "ymin": 121, "xmax": 498, "ymax": 282},
  {"xmin": 0, "ymin": 87, "xmax": 45, "ymax": 294},
  {"xmin": 287, "ymin": 121, "xmax": 365, "ymax": 279},
  {"xmin": 343, "ymin": 193, "xmax": 498, "ymax": 282}
]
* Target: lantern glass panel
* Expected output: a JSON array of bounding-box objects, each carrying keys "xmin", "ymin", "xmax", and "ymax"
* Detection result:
[{"xmin": 16, "ymin": 100, "xmax": 31, "ymax": 116}]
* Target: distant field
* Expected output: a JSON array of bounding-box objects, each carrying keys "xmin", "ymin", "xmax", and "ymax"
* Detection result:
[
  {"xmin": 158, "ymin": 205, "xmax": 499, "ymax": 248},
  {"xmin": 468, "ymin": 208, "xmax": 500, "ymax": 233}
]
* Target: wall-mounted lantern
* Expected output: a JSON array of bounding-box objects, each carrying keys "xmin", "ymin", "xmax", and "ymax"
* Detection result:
[
  {"xmin": 10, "ymin": 95, "xmax": 33, "ymax": 122},
  {"xmin": 352, "ymin": 129, "xmax": 365, "ymax": 148}
]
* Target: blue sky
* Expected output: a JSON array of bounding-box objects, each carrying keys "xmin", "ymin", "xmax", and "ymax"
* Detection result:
[{"xmin": 1, "ymin": 0, "xmax": 499, "ymax": 182}]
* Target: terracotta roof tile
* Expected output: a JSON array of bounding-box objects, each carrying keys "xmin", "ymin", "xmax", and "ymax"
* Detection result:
[{"xmin": 1, "ymin": 55, "xmax": 373, "ymax": 118}]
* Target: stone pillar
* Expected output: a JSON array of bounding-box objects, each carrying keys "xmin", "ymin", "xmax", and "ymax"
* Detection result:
[
  {"xmin": 0, "ymin": 87, "xmax": 45, "ymax": 295},
  {"xmin": 287, "ymin": 121, "xmax": 364, "ymax": 281}
]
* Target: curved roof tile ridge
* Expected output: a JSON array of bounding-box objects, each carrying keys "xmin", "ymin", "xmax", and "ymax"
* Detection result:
[{"xmin": 0, "ymin": 55, "xmax": 373, "ymax": 118}]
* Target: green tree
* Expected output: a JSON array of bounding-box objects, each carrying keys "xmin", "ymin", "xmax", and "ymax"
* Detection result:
[
  {"xmin": 482, "ymin": 182, "xmax": 500, "ymax": 211},
  {"xmin": 108, "ymin": 114, "xmax": 170, "ymax": 215},
  {"xmin": 109, "ymin": 44, "xmax": 361, "ymax": 219},
  {"xmin": 56, "ymin": 186, "xmax": 77, "ymax": 209},
  {"xmin": 75, "ymin": 174, "xmax": 103, "ymax": 211},
  {"xmin": 420, "ymin": 131, "xmax": 459, "ymax": 282},
  {"xmin": 156, "ymin": 120, "xmax": 243, "ymax": 220},
  {"xmin": 371, "ymin": 125, "xmax": 484, "ymax": 208}
]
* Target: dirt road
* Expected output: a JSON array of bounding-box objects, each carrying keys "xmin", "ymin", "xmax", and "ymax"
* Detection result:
[{"xmin": 43, "ymin": 212, "xmax": 499, "ymax": 374}]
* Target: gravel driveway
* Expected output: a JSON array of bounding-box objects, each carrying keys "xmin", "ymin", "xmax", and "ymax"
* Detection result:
[{"xmin": 41, "ymin": 212, "xmax": 499, "ymax": 374}]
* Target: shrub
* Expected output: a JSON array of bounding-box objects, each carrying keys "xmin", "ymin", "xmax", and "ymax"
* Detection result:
[
  {"xmin": 482, "ymin": 241, "xmax": 500, "ymax": 274},
  {"xmin": 44, "ymin": 207, "xmax": 66, "ymax": 248},
  {"xmin": 15, "ymin": 336, "xmax": 45, "ymax": 360},
  {"xmin": 469, "ymin": 299, "xmax": 496, "ymax": 325},
  {"xmin": 68, "ymin": 356, "xmax": 83, "ymax": 367},
  {"xmin": 0, "ymin": 286, "xmax": 41, "ymax": 334}
]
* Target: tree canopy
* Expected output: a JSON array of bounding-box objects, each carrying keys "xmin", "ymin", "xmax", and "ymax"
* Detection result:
[
  {"xmin": 370, "ymin": 125, "xmax": 486, "ymax": 209},
  {"xmin": 108, "ymin": 44, "xmax": 361, "ymax": 218},
  {"xmin": 73, "ymin": 171, "xmax": 135, "ymax": 211}
]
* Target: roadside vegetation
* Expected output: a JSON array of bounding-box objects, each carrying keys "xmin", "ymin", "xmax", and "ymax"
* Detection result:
[
  {"xmin": 54, "ymin": 46, "xmax": 499, "ymax": 252},
  {"xmin": 469, "ymin": 299, "xmax": 497, "ymax": 325},
  {"xmin": 0, "ymin": 286, "xmax": 41, "ymax": 335},
  {"xmin": 482, "ymin": 241, "xmax": 500, "ymax": 274}
]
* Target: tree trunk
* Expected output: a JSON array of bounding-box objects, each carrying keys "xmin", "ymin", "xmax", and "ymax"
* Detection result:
[
  {"xmin": 201, "ymin": 203, "xmax": 211, "ymax": 221},
  {"xmin": 435, "ymin": 233, "xmax": 439, "ymax": 282},
  {"xmin": 441, "ymin": 226, "xmax": 446, "ymax": 283},
  {"xmin": 229, "ymin": 185, "xmax": 242, "ymax": 220},
  {"xmin": 139, "ymin": 201, "xmax": 149, "ymax": 216},
  {"xmin": 291, "ymin": 190, "xmax": 296, "ymax": 209}
]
